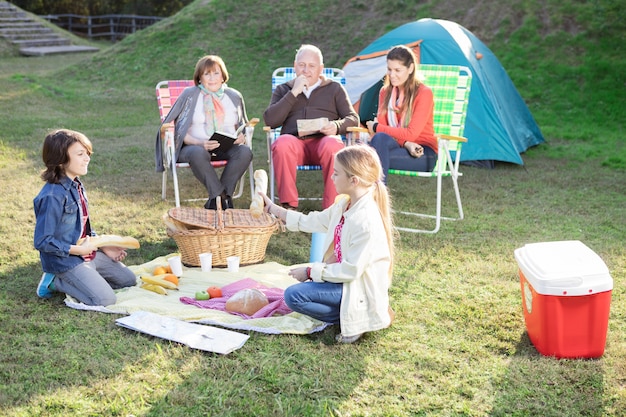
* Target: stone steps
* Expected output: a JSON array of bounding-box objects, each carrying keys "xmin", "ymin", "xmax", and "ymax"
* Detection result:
[
  {"xmin": 0, "ymin": 1, "xmax": 99, "ymax": 55},
  {"xmin": 1, "ymin": 24, "xmax": 54, "ymax": 33},
  {"xmin": 20, "ymin": 44, "xmax": 100, "ymax": 56},
  {"xmin": 11, "ymin": 37, "xmax": 71, "ymax": 46}
]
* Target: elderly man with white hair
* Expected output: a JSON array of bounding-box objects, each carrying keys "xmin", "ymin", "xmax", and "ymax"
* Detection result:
[{"xmin": 263, "ymin": 44, "xmax": 359, "ymax": 209}]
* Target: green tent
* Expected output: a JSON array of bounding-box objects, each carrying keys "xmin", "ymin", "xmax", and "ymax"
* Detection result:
[{"xmin": 343, "ymin": 18, "xmax": 545, "ymax": 166}]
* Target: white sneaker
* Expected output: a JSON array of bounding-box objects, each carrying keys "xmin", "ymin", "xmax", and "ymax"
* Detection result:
[{"xmin": 335, "ymin": 333, "xmax": 363, "ymax": 344}]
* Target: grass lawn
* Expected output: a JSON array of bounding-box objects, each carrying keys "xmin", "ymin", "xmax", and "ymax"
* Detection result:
[{"xmin": 0, "ymin": 0, "xmax": 625, "ymax": 415}]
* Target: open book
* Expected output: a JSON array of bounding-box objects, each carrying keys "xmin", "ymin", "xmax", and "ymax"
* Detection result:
[{"xmin": 210, "ymin": 124, "xmax": 246, "ymax": 152}]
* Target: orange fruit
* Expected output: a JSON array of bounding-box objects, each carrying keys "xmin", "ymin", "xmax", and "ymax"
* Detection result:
[
  {"xmin": 164, "ymin": 264, "xmax": 172, "ymax": 273},
  {"xmin": 153, "ymin": 266, "xmax": 167, "ymax": 276},
  {"xmin": 207, "ymin": 286, "xmax": 222, "ymax": 298},
  {"xmin": 163, "ymin": 274, "xmax": 179, "ymax": 286}
]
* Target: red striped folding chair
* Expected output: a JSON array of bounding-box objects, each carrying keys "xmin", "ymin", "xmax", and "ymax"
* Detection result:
[{"xmin": 156, "ymin": 80, "xmax": 256, "ymax": 207}]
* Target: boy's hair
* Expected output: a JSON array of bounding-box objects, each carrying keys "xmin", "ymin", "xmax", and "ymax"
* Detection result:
[
  {"xmin": 193, "ymin": 55, "xmax": 230, "ymax": 86},
  {"xmin": 41, "ymin": 129, "xmax": 92, "ymax": 184},
  {"xmin": 335, "ymin": 145, "xmax": 395, "ymax": 276}
]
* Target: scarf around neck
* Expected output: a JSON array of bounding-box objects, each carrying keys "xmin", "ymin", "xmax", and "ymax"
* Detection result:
[
  {"xmin": 198, "ymin": 84, "xmax": 226, "ymax": 136},
  {"xmin": 387, "ymin": 86, "xmax": 410, "ymax": 128}
]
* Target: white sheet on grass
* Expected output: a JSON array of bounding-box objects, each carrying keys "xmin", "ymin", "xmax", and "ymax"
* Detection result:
[{"xmin": 115, "ymin": 311, "xmax": 249, "ymax": 354}]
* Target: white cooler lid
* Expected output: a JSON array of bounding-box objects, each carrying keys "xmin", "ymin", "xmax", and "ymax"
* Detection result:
[{"xmin": 514, "ymin": 240, "xmax": 613, "ymax": 296}]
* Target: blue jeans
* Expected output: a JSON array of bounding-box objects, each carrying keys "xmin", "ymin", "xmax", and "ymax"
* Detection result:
[
  {"xmin": 284, "ymin": 281, "xmax": 343, "ymax": 324},
  {"xmin": 369, "ymin": 132, "xmax": 436, "ymax": 184}
]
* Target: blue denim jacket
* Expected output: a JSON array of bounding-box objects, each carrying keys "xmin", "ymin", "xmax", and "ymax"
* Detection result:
[{"xmin": 33, "ymin": 176, "xmax": 93, "ymax": 274}]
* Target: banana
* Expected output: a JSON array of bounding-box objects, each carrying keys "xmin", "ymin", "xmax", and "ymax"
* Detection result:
[
  {"xmin": 140, "ymin": 274, "xmax": 178, "ymax": 290},
  {"xmin": 141, "ymin": 283, "xmax": 168, "ymax": 295}
]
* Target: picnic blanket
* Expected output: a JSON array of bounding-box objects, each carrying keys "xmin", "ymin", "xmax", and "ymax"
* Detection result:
[{"xmin": 64, "ymin": 255, "xmax": 328, "ymax": 335}]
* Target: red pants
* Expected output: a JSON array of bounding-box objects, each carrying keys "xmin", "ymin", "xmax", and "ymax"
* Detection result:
[{"xmin": 271, "ymin": 134, "xmax": 344, "ymax": 208}]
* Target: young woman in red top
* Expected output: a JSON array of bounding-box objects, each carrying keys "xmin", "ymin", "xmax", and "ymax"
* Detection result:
[{"xmin": 366, "ymin": 45, "xmax": 437, "ymax": 182}]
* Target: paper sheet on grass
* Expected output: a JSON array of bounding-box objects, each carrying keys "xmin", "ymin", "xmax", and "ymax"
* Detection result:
[
  {"xmin": 64, "ymin": 256, "xmax": 328, "ymax": 335},
  {"xmin": 116, "ymin": 311, "xmax": 249, "ymax": 354}
]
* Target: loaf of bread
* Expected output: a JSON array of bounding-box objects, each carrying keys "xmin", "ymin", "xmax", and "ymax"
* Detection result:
[
  {"xmin": 250, "ymin": 169, "xmax": 268, "ymax": 218},
  {"xmin": 225, "ymin": 288, "xmax": 269, "ymax": 316},
  {"xmin": 77, "ymin": 234, "xmax": 140, "ymax": 249}
]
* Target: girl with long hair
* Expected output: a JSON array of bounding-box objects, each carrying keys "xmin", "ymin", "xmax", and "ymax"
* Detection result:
[{"xmin": 261, "ymin": 145, "xmax": 395, "ymax": 343}]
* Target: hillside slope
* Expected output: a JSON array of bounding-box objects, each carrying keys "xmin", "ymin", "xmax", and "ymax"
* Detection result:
[
  {"xmin": 74, "ymin": 0, "xmax": 621, "ymax": 75},
  {"xmin": 11, "ymin": 0, "xmax": 625, "ymax": 167}
]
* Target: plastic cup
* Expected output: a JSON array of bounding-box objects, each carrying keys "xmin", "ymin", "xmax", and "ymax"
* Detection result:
[
  {"xmin": 227, "ymin": 256, "xmax": 240, "ymax": 273},
  {"xmin": 167, "ymin": 255, "xmax": 183, "ymax": 277},
  {"xmin": 199, "ymin": 252, "xmax": 213, "ymax": 272}
]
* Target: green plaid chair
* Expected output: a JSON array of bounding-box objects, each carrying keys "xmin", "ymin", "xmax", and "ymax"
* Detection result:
[
  {"xmin": 391, "ymin": 64, "xmax": 472, "ymax": 233},
  {"xmin": 264, "ymin": 67, "xmax": 346, "ymax": 203}
]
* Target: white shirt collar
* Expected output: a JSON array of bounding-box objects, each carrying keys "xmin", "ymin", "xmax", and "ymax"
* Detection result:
[{"xmin": 303, "ymin": 78, "xmax": 322, "ymax": 98}]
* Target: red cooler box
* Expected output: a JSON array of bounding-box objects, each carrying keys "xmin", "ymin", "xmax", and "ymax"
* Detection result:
[{"xmin": 514, "ymin": 240, "xmax": 613, "ymax": 359}]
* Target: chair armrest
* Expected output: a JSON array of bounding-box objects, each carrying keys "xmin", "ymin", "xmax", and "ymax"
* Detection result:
[
  {"xmin": 163, "ymin": 129, "xmax": 176, "ymax": 167},
  {"xmin": 438, "ymin": 133, "xmax": 468, "ymax": 143},
  {"xmin": 264, "ymin": 125, "xmax": 282, "ymax": 144},
  {"xmin": 243, "ymin": 118, "xmax": 260, "ymax": 148},
  {"xmin": 160, "ymin": 122, "xmax": 174, "ymax": 138},
  {"xmin": 347, "ymin": 126, "xmax": 370, "ymax": 145}
]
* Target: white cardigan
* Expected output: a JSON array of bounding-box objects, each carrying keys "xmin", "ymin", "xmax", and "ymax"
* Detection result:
[{"xmin": 285, "ymin": 191, "xmax": 392, "ymax": 337}]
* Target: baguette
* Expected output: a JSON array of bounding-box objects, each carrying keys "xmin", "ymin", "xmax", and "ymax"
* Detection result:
[
  {"xmin": 77, "ymin": 234, "xmax": 140, "ymax": 249},
  {"xmin": 250, "ymin": 169, "xmax": 268, "ymax": 218}
]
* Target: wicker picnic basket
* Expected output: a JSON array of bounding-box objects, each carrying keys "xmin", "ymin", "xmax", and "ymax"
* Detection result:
[{"xmin": 165, "ymin": 203, "xmax": 280, "ymax": 267}]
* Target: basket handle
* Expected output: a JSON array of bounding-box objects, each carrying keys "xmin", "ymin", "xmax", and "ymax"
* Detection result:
[{"xmin": 216, "ymin": 196, "xmax": 224, "ymax": 230}]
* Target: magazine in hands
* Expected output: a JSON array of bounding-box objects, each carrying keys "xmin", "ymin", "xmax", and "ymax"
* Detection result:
[
  {"xmin": 297, "ymin": 117, "xmax": 329, "ymax": 137},
  {"xmin": 210, "ymin": 124, "xmax": 245, "ymax": 152}
]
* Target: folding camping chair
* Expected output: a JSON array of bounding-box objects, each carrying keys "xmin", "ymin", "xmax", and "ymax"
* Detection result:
[
  {"xmin": 353, "ymin": 64, "xmax": 472, "ymax": 233},
  {"xmin": 156, "ymin": 80, "xmax": 257, "ymax": 207},
  {"xmin": 264, "ymin": 67, "xmax": 346, "ymax": 203},
  {"xmin": 394, "ymin": 64, "xmax": 472, "ymax": 233}
]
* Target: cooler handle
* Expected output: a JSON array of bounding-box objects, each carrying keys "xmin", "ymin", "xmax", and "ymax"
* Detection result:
[{"xmin": 544, "ymin": 277, "xmax": 584, "ymax": 288}]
